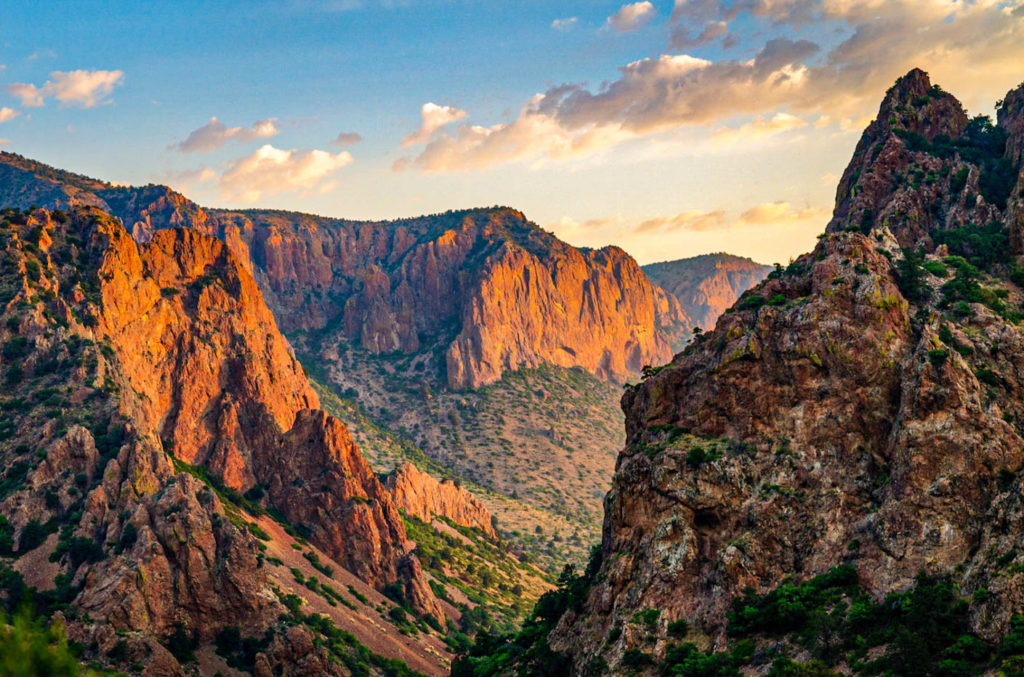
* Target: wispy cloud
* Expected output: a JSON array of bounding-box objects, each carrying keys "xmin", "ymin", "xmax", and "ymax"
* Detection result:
[
  {"xmin": 606, "ymin": 2, "xmax": 656, "ymax": 32},
  {"xmin": 400, "ymin": 102, "xmax": 468, "ymax": 147},
  {"xmin": 710, "ymin": 113, "xmax": 808, "ymax": 148},
  {"xmin": 332, "ymin": 131, "xmax": 363, "ymax": 146},
  {"xmin": 551, "ymin": 17, "xmax": 578, "ymax": 31},
  {"xmin": 171, "ymin": 117, "xmax": 280, "ymax": 153},
  {"xmin": 6, "ymin": 70, "xmax": 124, "ymax": 108},
  {"xmin": 634, "ymin": 210, "xmax": 727, "ymax": 233},
  {"xmin": 737, "ymin": 202, "xmax": 828, "ymax": 226}
]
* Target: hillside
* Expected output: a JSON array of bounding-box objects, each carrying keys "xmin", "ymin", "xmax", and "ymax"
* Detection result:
[
  {"xmin": 0, "ymin": 158, "xmax": 690, "ymax": 390},
  {"xmin": 454, "ymin": 69, "xmax": 1024, "ymax": 676},
  {"xmin": 0, "ymin": 204, "xmax": 462, "ymax": 674},
  {"xmin": 643, "ymin": 253, "xmax": 772, "ymax": 332},
  {"xmin": 0, "ymin": 154, "xmax": 697, "ymax": 573}
]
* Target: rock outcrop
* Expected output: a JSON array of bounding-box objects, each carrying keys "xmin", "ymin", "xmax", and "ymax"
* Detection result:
[
  {"xmin": 551, "ymin": 70, "xmax": 1024, "ymax": 672},
  {"xmin": 0, "ymin": 205, "xmax": 441, "ymax": 673},
  {"xmin": 643, "ymin": 253, "xmax": 772, "ymax": 331},
  {"xmin": 385, "ymin": 463, "xmax": 495, "ymax": 537}
]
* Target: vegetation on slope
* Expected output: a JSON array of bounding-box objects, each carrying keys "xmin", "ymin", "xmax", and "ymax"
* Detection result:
[{"xmin": 301, "ymin": 346, "xmax": 623, "ymax": 574}]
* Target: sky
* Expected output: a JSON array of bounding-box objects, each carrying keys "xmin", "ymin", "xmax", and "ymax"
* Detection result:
[{"xmin": 1, "ymin": 1, "xmax": 1023, "ymax": 265}]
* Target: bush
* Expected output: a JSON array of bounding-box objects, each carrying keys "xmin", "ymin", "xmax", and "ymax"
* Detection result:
[
  {"xmin": 928, "ymin": 349, "xmax": 949, "ymax": 366},
  {"xmin": 668, "ymin": 618, "xmax": 690, "ymax": 638},
  {"xmin": 0, "ymin": 607, "xmax": 91, "ymax": 676},
  {"xmin": 896, "ymin": 247, "xmax": 930, "ymax": 303},
  {"xmin": 17, "ymin": 520, "xmax": 49, "ymax": 553},
  {"xmin": 736, "ymin": 294, "xmax": 766, "ymax": 311}
]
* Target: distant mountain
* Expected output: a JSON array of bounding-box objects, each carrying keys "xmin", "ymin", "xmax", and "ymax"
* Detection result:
[
  {"xmin": 0, "ymin": 152, "xmax": 700, "ymax": 568},
  {"xmin": 643, "ymin": 253, "xmax": 772, "ymax": 332},
  {"xmin": 0, "ymin": 153, "xmax": 689, "ymax": 390}
]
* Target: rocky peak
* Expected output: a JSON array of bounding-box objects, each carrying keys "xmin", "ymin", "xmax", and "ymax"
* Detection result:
[
  {"xmin": 384, "ymin": 463, "xmax": 496, "ymax": 537},
  {"xmin": 998, "ymin": 81, "xmax": 1024, "ymax": 166},
  {"xmin": 643, "ymin": 254, "xmax": 772, "ymax": 332},
  {"xmin": 827, "ymin": 68, "xmax": 1009, "ymax": 250},
  {"xmin": 548, "ymin": 72, "xmax": 1024, "ymax": 674}
]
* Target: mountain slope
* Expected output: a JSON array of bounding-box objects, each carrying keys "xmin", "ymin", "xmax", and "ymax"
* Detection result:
[
  {"xmin": 454, "ymin": 69, "xmax": 1024, "ymax": 676},
  {"xmin": 0, "ymin": 160, "xmax": 689, "ymax": 390},
  {"xmin": 0, "ymin": 205, "xmax": 448, "ymax": 674},
  {"xmin": 0, "ymin": 153, "xmax": 698, "ymax": 574},
  {"xmin": 643, "ymin": 253, "xmax": 772, "ymax": 332}
]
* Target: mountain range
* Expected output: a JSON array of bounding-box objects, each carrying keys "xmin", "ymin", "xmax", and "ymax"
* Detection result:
[{"xmin": 0, "ymin": 143, "xmax": 774, "ymax": 674}]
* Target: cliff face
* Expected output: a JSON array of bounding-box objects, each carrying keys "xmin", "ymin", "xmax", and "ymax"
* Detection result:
[
  {"xmin": 552, "ymin": 70, "xmax": 1024, "ymax": 671},
  {"xmin": 0, "ymin": 205, "xmax": 440, "ymax": 673},
  {"xmin": 211, "ymin": 208, "xmax": 687, "ymax": 389},
  {"xmin": 0, "ymin": 158, "xmax": 687, "ymax": 389},
  {"xmin": 385, "ymin": 463, "xmax": 495, "ymax": 537},
  {"xmin": 643, "ymin": 254, "xmax": 772, "ymax": 331}
]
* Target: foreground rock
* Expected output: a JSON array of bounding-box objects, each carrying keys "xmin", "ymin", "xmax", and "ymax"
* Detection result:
[
  {"xmin": 0, "ymin": 205, "xmax": 441, "ymax": 673},
  {"xmin": 546, "ymin": 70, "xmax": 1024, "ymax": 673}
]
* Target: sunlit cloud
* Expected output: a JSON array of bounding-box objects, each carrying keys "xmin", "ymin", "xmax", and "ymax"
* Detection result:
[
  {"xmin": 737, "ymin": 201, "xmax": 828, "ymax": 226},
  {"xmin": 401, "ymin": 103, "xmax": 468, "ymax": 147},
  {"xmin": 7, "ymin": 70, "xmax": 124, "ymax": 108},
  {"xmin": 213, "ymin": 144, "xmax": 354, "ymax": 202},
  {"xmin": 606, "ymin": 2, "xmax": 656, "ymax": 32},
  {"xmin": 0, "ymin": 108, "xmax": 18, "ymax": 124},
  {"xmin": 171, "ymin": 117, "xmax": 280, "ymax": 153},
  {"xmin": 710, "ymin": 112, "xmax": 808, "ymax": 148},
  {"xmin": 634, "ymin": 210, "xmax": 727, "ymax": 233},
  {"xmin": 550, "ymin": 199, "xmax": 830, "ymax": 265}
]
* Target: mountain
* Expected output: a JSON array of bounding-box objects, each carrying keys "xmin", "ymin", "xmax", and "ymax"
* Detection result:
[
  {"xmin": 453, "ymin": 69, "xmax": 1024, "ymax": 676},
  {"xmin": 0, "ymin": 152, "xmax": 700, "ymax": 572},
  {"xmin": 0, "ymin": 158, "xmax": 689, "ymax": 390},
  {"xmin": 0, "ymin": 204, "xmax": 463, "ymax": 674},
  {"xmin": 643, "ymin": 253, "xmax": 772, "ymax": 331}
]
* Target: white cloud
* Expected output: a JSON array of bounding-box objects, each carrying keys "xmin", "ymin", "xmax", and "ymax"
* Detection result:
[
  {"xmin": 6, "ymin": 70, "xmax": 124, "ymax": 108},
  {"xmin": 0, "ymin": 108, "xmax": 19, "ymax": 124},
  {"xmin": 219, "ymin": 144, "xmax": 353, "ymax": 202},
  {"xmin": 606, "ymin": 2, "xmax": 656, "ymax": 32},
  {"xmin": 551, "ymin": 17, "xmax": 578, "ymax": 31},
  {"xmin": 669, "ymin": 19, "xmax": 729, "ymax": 50},
  {"xmin": 332, "ymin": 131, "xmax": 363, "ymax": 146},
  {"xmin": 402, "ymin": 103, "xmax": 468, "ymax": 147},
  {"xmin": 172, "ymin": 117, "xmax": 280, "ymax": 153},
  {"xmin": 634, "ymin": 209, "xmax": 727, "ymax": 233},
  {"xmin": 7, "ymin": 83, "xmax": 44, "ymax": 108},
  {"xmin": 737, "ymin": 201, "xmax": 827, "ymax": 226},
  {"xmin": 710, "ymin": 112, "xmax": 808, "ymax": 148}
]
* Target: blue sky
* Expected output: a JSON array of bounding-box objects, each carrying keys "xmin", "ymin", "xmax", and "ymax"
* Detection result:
[{"xmin": 2, "ymin": 1, "xmax": 1023, "ymax": 264}]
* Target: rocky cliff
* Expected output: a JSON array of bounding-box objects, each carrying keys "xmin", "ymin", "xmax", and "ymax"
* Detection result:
[
  {"xmin": 542, "ymin": 70, "xmax": 1024, "ymax": 673},
  {"xmin": 206, "ymin": 207, "xmax": 687, "ymax": 389},
  {"xmin": 385, "ymin": 462, "xmax": 495, "ymax": 537},
  {"xmin": 0, "ymin": 156, "xmax": 688, "ymax": 390},
  {"xmin": 0, "ymin": 204, "xmax": 442, "ymax": 674},
  {"xmin": 643, "ymin": 253, "xmax": 772, "ymax": 332}
]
